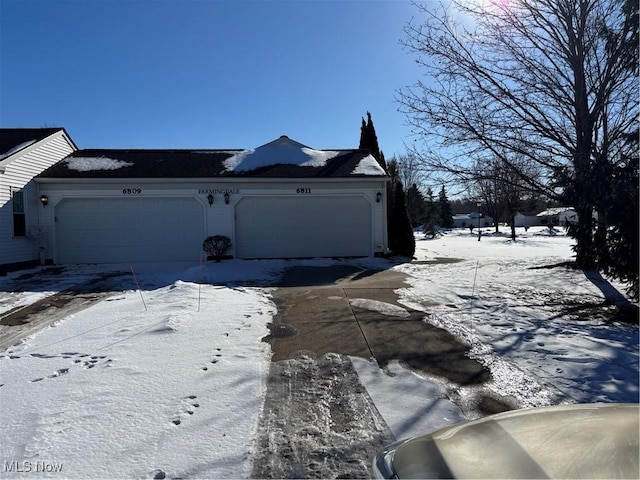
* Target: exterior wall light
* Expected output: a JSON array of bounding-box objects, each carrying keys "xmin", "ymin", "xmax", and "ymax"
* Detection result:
[
  {"xmin": 224, "ymin": 192, "xmax": 230, "ymax": 204},
  {"xmin": 39, "ymin": 194, "xmax": 49, "ymax": 207},
  {"xmin": 376, "ymin": 191, "xmax": 382, "ymax": 203},
  {"xmin": 207, "ymin": 194, "xmax": 214, "ymax": 206}
]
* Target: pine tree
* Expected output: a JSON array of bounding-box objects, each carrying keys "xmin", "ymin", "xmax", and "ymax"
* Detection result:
[
  {"xmin": 605, "ymin": 153, "xmax": 639, "ymax": 300},
  {"xmin": 438, "ymin": 185, "xmax": 454, "ymax": 228},
  {"xmin": 387, "ymin": 159, "xmax": 416, "ymax": 258},
  {"xmin": 359, "ymin": 117, "xmax": 367, "ymax": 150},
  {"xmin": 359, "ymin": 111, "xmax": 386, "ymax": 171},
  {"xmin": 423, "ymin": 187, "xmax": 440, "ymax": 239},
  {"xmin": 358, "ymin": 115, "xmax": 413, "ymax": 257},
  {"xmin": 406, "ymin": 183, "xmax": 426, "ymax": 228}
]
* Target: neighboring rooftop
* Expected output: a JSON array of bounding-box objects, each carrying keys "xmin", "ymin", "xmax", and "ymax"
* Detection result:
[
  {"xmin": 537, "ymin": 207, "xmax": 575, "ymax": 216},
  {"xmin": 37, "ymin": 135, "xmax": 388, "ymax": 179},
  {"xmin": 0, "ymin": 128, "xmax": 66, "ymax": 161}
]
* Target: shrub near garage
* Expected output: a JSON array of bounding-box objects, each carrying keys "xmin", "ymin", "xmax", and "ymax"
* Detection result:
[{"xmin": 203, "ymin": 235, "xmax": 232, "ymax": 262}]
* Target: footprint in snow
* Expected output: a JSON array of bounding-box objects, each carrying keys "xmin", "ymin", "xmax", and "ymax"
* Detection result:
[
  {"xmin": 171, "ymin": 395, "xmax": 200, "ymax": 425},
  {"xmin": 150, "ymin": 469, "xmax": 166, "ymax": 479},
  {"xmin": 48, "ymin": 368, "xmax": 70, "ymax": 378},
  {"xmin": 201, "ymin": 349, "xmax": 222, "ymax": 371}
]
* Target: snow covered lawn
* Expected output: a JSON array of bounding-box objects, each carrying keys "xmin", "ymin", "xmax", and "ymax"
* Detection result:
[
  {"xmin": 1, "ymin": 227, "xmax": 638, "ymax": 478},
  {"xmin": 403, "ymin": 228, "xmax": 638, "ymax": 405},
  {"xmin": 1, "ymin": 265, "xmax": 279, "ymax": 479},
  {"xmin": 354, "ymin": 227, "xmax": 638, "ymax": 441}
]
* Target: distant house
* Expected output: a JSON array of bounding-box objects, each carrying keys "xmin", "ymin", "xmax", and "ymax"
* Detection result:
[
  {"xmin": 514, "ymin": 212, "xmax": 542, "ymax": 228},
  {"xmin": 0, "ymin": 128, "xmax": 77, "ymax": 274},
  {"xmin": 452, "ymin": 212, "xmax": 494, "ymax": 229},
  {"xmin": 536, "ymin": 207, "xmax": 579, "ymax": 226}
]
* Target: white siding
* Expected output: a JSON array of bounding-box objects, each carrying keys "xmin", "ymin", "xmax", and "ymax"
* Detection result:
[{"xmin": 0, "ymin": 132, "xmax": 76, "ymax": 268}]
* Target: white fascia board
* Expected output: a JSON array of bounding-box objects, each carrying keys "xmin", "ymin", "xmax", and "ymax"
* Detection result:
[{"xmin": 35, "ymin": 176, "xmax": 390, "ymax": 184}]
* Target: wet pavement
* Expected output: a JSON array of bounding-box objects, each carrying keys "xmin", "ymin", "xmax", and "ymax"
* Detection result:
[
  {"xmin": 251, "ymin": 264, "xmax": 517, "ymax": 478},
  {"xmin": 264, "ymin": 265, "xmax": 490, "ymax": 385},
  {"xmin": 0, "ymin": 269, "xmax": 129, "ymax": 351}
]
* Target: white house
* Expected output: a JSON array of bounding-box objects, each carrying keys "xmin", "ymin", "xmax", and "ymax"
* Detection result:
[
  {"xmin": 0, "ymin": 128, "xmax": 77, "ymax": 273},
  {"xmin": 514, "ymin": 212, "xmax": 542, "ymax": 228},
  {"xmin": 536, "ymin": 207, "xmax": 579, "ymax": 226},
  {"xmin": 35, "ymin": 136, "xmax": 389, "ymax": 264},
  {"xmin": 452, "ymin": 212, "xmax": 494, "ymax": 229}
]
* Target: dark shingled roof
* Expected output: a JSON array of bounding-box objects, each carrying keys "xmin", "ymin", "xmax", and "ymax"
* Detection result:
[
  {"xmin": 0, "ymin": 128, "xmax": 66, "ymax": 157},
  {"xmin": 37, "ymin": 147, "xmax": 387, "ymax": 179}
]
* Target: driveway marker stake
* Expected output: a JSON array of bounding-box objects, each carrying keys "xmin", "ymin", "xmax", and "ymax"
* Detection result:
[{"xmin": 130, "ymin": 265, "xmax": 147, "ymax": 311}]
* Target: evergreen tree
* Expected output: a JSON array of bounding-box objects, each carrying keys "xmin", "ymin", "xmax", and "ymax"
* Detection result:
[
  {"xmin": 605, "ymin": 152, "xmax": 639, "ymax": 300},
  {"xmin": 438, "ymin": 185, "xmax": 454, "ymax": 228},
  {"xmin": 378, "ymin": 150, "xmax": 387, "ymax": 173},
  {"xmin": 387, "ymin": 159, "xmax": 416, "ymax": 258},
  {"xmin": 423, "ymin": 187, "xmax": 440, "ymax": 239},
  {"xmin": 358, "ymin": 117, "xmax": 367, "ymax": 151},
  {"xmin": 358, "ymin": 116, "xmax": 413, "ymax": 257},
  {"xmin": 358, "ymin": 111, "xmax": 386, "ymax": 171},
  {"xmin": 406, "ymin": 183, "xmax": 426, "ymax": 228}
]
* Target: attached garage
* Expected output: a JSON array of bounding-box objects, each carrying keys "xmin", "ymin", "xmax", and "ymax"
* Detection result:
[
  {"xmin": 235, "ymin": 195, "xmax": 372, "ymax": 259},
  {"xmin": 55, "ymin": 197, "xmax": 204, "ymax": 263},
  {"xmin": 36, "ymin": 136, "xmax": 389, "ymax": 264}
]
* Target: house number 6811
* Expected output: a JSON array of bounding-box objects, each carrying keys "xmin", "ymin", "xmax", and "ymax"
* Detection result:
[{"xmin": 296, "ymin": 188, "xmax": 311, "ymax": 194}]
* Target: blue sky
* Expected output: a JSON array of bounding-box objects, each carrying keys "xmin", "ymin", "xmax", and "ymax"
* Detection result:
[{"xmin": 1, "ymin": 0, "xmax": 424, "ymax": 156}]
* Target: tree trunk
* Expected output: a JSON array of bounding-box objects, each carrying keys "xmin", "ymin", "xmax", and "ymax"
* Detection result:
[
  {"xmin": 510, "ymin": 217, "xmax": 517, "ymax": 241},
  {"xmin": 573, "ymin": 203, "xmax": 595, "ymax": 268}
]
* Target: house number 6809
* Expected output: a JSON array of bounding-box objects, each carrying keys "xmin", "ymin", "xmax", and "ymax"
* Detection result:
[{"xmin": 122, "ymin": 188, "xmax": 142, "ymax": 195}]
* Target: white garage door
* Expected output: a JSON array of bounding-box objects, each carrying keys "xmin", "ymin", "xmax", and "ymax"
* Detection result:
[
  {"xmin": 55, "ymin": 197, "xmax": 204, "ymax": 264},
  {"xmin": 235, "ymin": 195, "xmax": 372, "ymax": 259}
]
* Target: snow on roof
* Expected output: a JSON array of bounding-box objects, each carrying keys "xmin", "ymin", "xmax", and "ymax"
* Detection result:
[
  {"xmin": 0, "ymin": 140, "xmax": 36, "ymax": 161},
  {"xmin": 66, "ymin": 156, "xmax": 133, "ymax": 172},
  {"xmin": 536, "ymin": 207, "xmax": 575, "ymax": 216},
  {"xmin": 352, "ymin": 154, "xmax": 386, "ymax": 175},
  {"xmin": 223, "ymin": 135, "xmax": 346, "ymax": 173}
]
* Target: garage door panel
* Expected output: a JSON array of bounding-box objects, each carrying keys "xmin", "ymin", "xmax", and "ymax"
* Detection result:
[
  {"xmin": 55, "ymin": 197, "xmax": 204, "ymax": 264},
  {"xmin": 235, "ymin": 196, "xmax": 371, "ymax": 259}
]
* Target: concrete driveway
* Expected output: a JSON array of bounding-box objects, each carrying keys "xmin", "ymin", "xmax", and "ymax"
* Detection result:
[
  {"xmin": 251, "ymin": 263, "xmax": 519, "ymax": 478},
  {"xmin": 0, "ymin": 268, "xmax": 129, "ymax": 351},
  {"xmin": 264, "ymin": 264, "xmax": 490, "ymax": 385}
]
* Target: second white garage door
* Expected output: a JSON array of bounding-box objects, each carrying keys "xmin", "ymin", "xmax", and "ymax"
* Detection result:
[
  {"xmin": 235, "ymin": 195, "xmax": 372, "ymax": 259},
  {"xmin": 55, "ymin": 197, "xmax": 205, "ymax": 264}
]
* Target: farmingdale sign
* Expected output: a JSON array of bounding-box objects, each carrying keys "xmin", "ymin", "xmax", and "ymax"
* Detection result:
[{"xmin": 198, "ymin": 188, "xmax": 240, "ymax": 194}]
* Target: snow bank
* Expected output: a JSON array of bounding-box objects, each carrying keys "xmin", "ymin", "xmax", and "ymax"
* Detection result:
[{"xmin": 351, "ymin": 358, "xmax": 466, "ymax": 439}]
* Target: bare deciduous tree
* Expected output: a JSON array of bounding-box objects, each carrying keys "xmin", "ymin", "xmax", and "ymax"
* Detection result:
[{"xmin": 399, "ymin": 0, "xmax": 638, "ymax": 268}]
